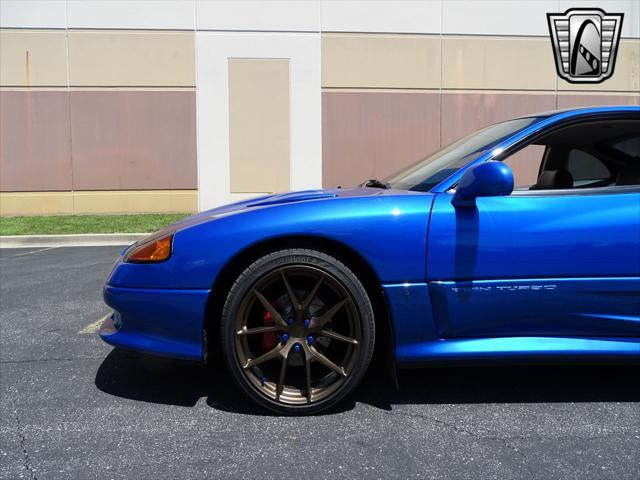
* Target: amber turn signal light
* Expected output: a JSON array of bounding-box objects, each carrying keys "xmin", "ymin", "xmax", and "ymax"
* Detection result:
[{"xmin": 125, "ymin": 234, "xmax": 173, "ymax": 263}]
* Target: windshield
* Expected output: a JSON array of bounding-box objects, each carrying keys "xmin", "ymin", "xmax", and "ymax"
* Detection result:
[{"xmin": 386, "ymin": 117, "xmax": 543, "ymax": 192}]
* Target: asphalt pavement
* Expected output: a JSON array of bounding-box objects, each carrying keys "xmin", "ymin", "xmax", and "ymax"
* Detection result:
[{"xmin": 1, "ymin": 246, "xmax": 638, "ymax": 479}]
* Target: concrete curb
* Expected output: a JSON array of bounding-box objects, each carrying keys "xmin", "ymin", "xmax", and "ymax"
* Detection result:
[{"xmin": 0, "ymin": 233, "xmax": 149, "ymax": 249}]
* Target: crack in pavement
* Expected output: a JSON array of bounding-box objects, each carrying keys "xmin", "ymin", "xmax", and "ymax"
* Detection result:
[{"xmin": 10, "ymin": 399, "xmax": 38, "ymax": 480}]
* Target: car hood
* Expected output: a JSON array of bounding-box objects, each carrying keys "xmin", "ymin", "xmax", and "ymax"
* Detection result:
[{"xmin": 169, "ymin": 187, "xmax": 423, "ymax": 231}]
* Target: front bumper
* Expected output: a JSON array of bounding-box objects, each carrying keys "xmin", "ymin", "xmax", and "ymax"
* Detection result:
[{"xmin": 100, "ymin": 285, "xmax": 211, "ymax": 361}]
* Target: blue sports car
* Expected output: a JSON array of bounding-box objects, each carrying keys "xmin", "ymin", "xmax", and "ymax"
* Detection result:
[{"xmin": 101, "ymin": 106, "xmax": 640, "ymax": 414}]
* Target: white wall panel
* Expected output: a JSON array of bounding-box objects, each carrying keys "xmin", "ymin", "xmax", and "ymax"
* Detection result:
[
  {"xmin": 559, "ymin": 0, "xmax": 640, "ymax": 38},
  {"xmin": 196, "ymin": 32, "xmax": 322, "ymax": 210},
  {"xmin": 196, "ymin": 1, "xmax": 319, "ymax": 31},
  {"xmin": 0, "ymin": 0, "xmax": 66, "ymax": 28},
  {"xmin": 320, "ymin": 0, "xmax": 440, "ymax": 34},
  {"xmin": 442, "ymin": 1, "xmax": 558, "ymax": 37},
  {"xmin": 67, "ymin": 0, "xmax": 195, "ymax": 30}
]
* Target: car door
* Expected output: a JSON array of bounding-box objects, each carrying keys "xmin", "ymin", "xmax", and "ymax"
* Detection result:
[{"xmin": 426, "ymin": 118, "xmax": 640, "ymax": 338}]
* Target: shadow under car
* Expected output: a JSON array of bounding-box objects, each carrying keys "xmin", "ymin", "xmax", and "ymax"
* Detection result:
[{"xmin": 95, "ymin": 348, "xmax": 640, "ymax": 416}]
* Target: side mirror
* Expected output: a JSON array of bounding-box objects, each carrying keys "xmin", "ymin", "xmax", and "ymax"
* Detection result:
[{"xmin": 452, "ymin": 161, "xmax": 514, "ymax": 207}]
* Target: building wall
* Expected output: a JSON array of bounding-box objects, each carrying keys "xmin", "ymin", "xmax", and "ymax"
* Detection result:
[
  {"xmin": 320, "ymin": 1, "xmax": 639, "ymax": 188},
  {"xmin": 0, "ymin": 1, "xmax": 198, "ymax": 215},
  {"xmin": 1, "ymin": 0, "xmax": 639, "ymax": 215}
]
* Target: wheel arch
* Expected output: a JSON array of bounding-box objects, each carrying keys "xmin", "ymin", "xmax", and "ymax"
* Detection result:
[{"xmin": 204, "ymin": 234, "xmax": 397, "ymax": 385}]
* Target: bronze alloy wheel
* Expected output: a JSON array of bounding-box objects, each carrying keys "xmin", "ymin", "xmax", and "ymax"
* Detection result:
[{"xmin": 221, "ymin": 249, "xmax": 375, "ymax": 415}]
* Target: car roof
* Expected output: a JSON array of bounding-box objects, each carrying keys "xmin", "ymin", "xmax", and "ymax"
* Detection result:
[{"xmin": 516, "ymin": 105, "xmax": 640, "ymax": 122}]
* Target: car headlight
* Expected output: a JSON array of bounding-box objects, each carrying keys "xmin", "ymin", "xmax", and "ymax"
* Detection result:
[{"xmin": 124, "ymin": 230, "xmax": 175, "ymax": 263}]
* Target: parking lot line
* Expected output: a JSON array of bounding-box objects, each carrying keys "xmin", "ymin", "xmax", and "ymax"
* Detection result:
[
  {"xmin": 9, "ymin": 246, "xmax": 58, "ymax": 257},
  {"xmin": 79, "ymin": 314, "xmax": 111, "ymax": 334}
]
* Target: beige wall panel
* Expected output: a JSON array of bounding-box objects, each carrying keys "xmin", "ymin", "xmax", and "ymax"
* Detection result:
[
  {"xmin": 442, "ymin": 37, "xmax": 556, "ymax": 91},
  {"xmin": 0, "ymin": 190, "xmax": 197, "ymax": 215},
  {"xmin": 68, "ymin": 31, "xmax": 195, "ymax": 86},
  {"xmin": 228, "ymin": 58, "xmax": 290, "ymax": 193},
  {"xmin": 70, "ymin": 90, "xmax": 197, "ymax": 190},
  {"xmin": 322, "ymin": 34, "xmax": 441, "ymax": 89},
  {"xmin": 0, "ymin": 90, "xmax": 72, "ymax": 191},
  {"xmin": 73, "ymin": 190, "xmax": 197, "ymax": 214},
  {"xmin": 322, "ymin": 91, "xmax": 441, "ymax": 189},
  {"xmin": 557, "ymin": 93, "xmax": 640, "ymax": 108},
  {"xmin": 558, "ymin": 40, "xmax": 640, "ymax": 92},
  {"xmin": 0, "ymin": 192, "xmax": 73, "ymax": 216},
  {"xmin": 441, "ymin": 92, "xmax": 557, "ymax": 145},
  {"xmin": 0, "ymin": 30, "xmax": 68, "ymax": 86}
]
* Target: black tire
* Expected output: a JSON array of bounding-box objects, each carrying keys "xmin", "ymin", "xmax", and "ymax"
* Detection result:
[{"xmin": 220, "ymin": 248, "xmax": 375, "ymax": 415}]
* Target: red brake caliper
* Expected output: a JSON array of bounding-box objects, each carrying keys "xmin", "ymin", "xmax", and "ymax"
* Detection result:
[{"xmin": 261, "ymin": 310, "xmax": 278, "ymax": 352}]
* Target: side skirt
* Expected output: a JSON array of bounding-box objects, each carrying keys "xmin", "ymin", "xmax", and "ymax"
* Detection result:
[{"xmin": 396, "ymin": 336, "xmax": 640, "ymax": 366}]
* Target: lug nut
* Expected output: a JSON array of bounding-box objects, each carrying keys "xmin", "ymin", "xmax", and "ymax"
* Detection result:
[
  {"xmin": 307, "ymin": 335, "xmax": 314, "ymax": 346},
  {"xmin": 280, "ymin": 333, "xmax": 289, "ymax": 344},
  {"xmin": 287, "ymin": 318, "xmax": 294, "ymax": 325},
  {"xmin": 293, "ymin": 343, "xmax": 302, "ymax": 353},
  {"xmin": 304, "ymin": 318, "xmax": 311, "ymax": 327}
]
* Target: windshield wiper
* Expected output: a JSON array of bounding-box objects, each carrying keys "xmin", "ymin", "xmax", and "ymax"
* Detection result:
[{"xmin": 361, "ymin": 178, "xmax": 390, "ymax": 189}]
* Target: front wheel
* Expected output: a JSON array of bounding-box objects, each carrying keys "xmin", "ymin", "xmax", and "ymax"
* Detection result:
[{"xmin": 220, "ymin": 249, "xmax": 375, "ymax": 415}]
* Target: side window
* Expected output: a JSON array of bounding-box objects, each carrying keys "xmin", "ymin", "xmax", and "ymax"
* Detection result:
[
  {"xmin": 566, "ymin": 149, "xmax": 611, "ymax": 186},
  {"xmin": 503, "ymin": 144, "xmax": 546, "ymax": 190},
  {"xmin": 611, "ymin": 136, "xmax": 640, "ymax": 186},
  {"xmin": 504, "ymin": 120, "xmax": 639, "ymax": 193},
  {"xmin": 613, "ymin": 137, "xmax": 640, "ymax": 157}
]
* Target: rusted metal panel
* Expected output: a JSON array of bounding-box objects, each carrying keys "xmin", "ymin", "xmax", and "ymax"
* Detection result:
[
  {"xmin": 440, "ymin": 92, "xmax": 557, "ymax": 146},
  {"xmin": 322, "ymin": 91, "xmax": 441, "ymax": 188},
  {"xmin": 557, "ymin": 94, "xmax": 640, "ymax": 108},
  {"xmin": 69, "ymin": 90, "xmax": 197, "ymax": 190},
  {"xmin": 0, "ymin": 90, "xmax": 72, "ymax": 191}
]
